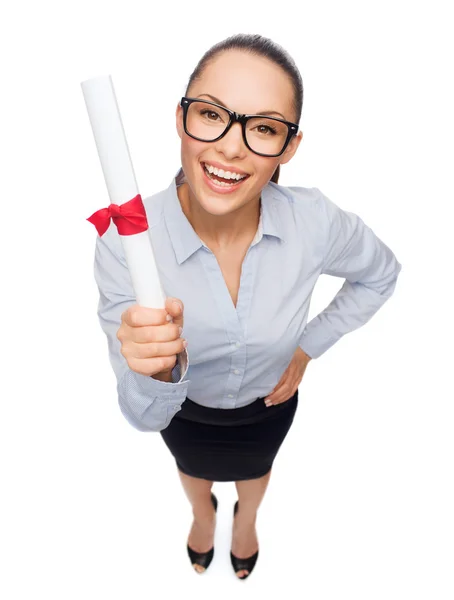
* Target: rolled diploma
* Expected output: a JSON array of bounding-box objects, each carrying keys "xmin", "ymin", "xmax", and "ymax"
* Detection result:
[
  {"xmin": 81, "ymin": 75, "xmax": 187, "ymax": 378},
  {"xmin": 81, "ymin": 74, "xmax": 165, "ymax": 309}
]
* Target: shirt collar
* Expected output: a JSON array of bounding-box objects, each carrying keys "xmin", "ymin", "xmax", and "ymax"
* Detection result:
[{"xmin": 163, "ymin": 166, "xmax": 285, "ymax": 265}]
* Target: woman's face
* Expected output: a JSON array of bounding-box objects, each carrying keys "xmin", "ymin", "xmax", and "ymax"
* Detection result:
[{"xmin": 176, "ymin": 50, "xmax": 303, "ymax": 218}]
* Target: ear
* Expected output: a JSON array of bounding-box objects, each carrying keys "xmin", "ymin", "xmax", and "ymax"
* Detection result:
[
  {"xmin": 176, "ymin": 103, "xmax": 183, "ymax": 140},
  {"xmin": 278, "ymin": 130, "xmax": 303, "ymax": 166}
]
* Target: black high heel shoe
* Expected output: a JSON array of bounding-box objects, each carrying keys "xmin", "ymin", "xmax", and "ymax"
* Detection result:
[
  {"xmin": 187, "ymin": 492, "xmax": 218, "ymax": 573},
  {"xmin": 230, "ymin": 500, "xmax": 259, "ymax": 580}
]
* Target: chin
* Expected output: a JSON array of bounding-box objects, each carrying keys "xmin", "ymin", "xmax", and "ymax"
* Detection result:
[{"xmin": 197, "ymin": 193, "xmax": 239, "ymax": 215}]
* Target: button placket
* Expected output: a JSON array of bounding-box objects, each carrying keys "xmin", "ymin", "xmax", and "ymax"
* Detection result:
[{"xmin": 226, "ymin": 338, "xmax": 245, "ymax": 402}]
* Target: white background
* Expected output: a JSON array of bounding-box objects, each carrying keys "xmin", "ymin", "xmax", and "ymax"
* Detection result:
[{"xmin": 1, "ymin": 1, "xmax": 453, "ymax": 598}]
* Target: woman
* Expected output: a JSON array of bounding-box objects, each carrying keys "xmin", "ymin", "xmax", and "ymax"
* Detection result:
[{"xmin": 93, "ymin": 33, "xmax": 402, "ymax": 580}]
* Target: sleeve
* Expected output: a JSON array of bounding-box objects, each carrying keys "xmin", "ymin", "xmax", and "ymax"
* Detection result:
[
  {"xmin": 299, "ymin": 188, "xmax": 402, "ymax": 359},
  {"xmin": 93, "ymin": 223, "xmax": 190, "ymax": 432}
]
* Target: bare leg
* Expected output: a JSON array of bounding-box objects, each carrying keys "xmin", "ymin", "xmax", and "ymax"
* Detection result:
[
  {"xmin": 177, "ymin": 467, "xmax": 216, "ymax": 573},
  {"xmin": 232, "ymin": 468, "xmax": 272, "ymax": 578}
]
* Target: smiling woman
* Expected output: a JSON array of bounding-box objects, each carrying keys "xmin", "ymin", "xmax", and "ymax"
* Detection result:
[
  {"xmin": 93, "ymin": 32, "xmax": 402, "ymax": 580},
  {"xmin": 175, "ymin": 44, "xmax": 303, "ymax": 250}
]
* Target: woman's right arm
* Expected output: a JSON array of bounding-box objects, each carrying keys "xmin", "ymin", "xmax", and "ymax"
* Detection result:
[{"xmin": 92, "ymin": 223, "xmax": 190, "ymax": 432}]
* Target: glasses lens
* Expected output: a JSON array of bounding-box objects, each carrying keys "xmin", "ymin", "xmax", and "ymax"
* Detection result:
[
  {"xmin": 186, "ymin": 101, "xmax": 231, "ymax": 141},
  {"xmin": 186, "ymin": 101, "xmax": 289, "ymax": 156},
  {"xmin": 245, "ymin": 117, "xmax": 289, "ymax": 156}
]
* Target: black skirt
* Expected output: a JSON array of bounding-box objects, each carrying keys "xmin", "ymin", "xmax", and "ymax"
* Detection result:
[{"xmin": 159, "ymin": 389, "xmax": 299, "ymax": 482}]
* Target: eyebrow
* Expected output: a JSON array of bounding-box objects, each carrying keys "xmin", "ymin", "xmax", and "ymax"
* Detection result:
[{"xmin": 196, "ymin": 93, "xmax": 288, "ymax": 120}]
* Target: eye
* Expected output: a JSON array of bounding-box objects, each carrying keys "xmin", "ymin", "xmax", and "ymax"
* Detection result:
[
  {"xmin": 200, "ymin": 109, "xmax": 222, "ymax": 122},
  {"xmin": 255, "ymin": 124, "xmax": 278, "ymax": 135}
]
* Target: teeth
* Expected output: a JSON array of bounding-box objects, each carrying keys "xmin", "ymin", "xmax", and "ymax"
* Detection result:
[
  {"xmin": 204, "ymin": 163, "xmax": 247, "ymax": 180},
  {"xmin": 205, "ymin": 167, "xmax": 241, "ymax": 186}
]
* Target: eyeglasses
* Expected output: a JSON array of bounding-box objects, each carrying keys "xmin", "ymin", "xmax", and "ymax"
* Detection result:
[{"xmin": 180, "ymin": 96, "xmax": 299, "ymax": 158}]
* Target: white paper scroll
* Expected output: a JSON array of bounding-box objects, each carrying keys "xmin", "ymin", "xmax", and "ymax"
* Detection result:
[{"xmin": 81, "ymin": 75, "xmax": 166, "ymax": 309}]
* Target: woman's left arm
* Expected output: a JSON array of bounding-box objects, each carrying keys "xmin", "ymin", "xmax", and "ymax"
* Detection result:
[
  {"xmin": 299, "ymin": 188, "xmax": 403, "ymax": 361},
  {"xmin": 265, "ymin": 189, "xmax": 402, "ymax": 406}
]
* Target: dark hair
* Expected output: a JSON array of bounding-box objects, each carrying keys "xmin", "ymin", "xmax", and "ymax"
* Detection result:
[{"xmin": 184, "ymin": 33, "xmax": 303, "ymax": 185}]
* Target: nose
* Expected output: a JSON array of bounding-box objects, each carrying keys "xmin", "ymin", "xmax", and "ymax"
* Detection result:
[{"xmin": 214, "ymin": 120, "xmax": 246, "ymax": 157}]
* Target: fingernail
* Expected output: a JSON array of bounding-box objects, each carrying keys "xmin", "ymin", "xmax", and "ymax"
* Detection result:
[
  {"xmin": 166, "ymin": 314, "xmax": 173, "ymax": 322},
  {"xmin": 178, "ymin": 326, "xmax": 183, "ymax": 336},
  {"xmin": 172, "ymin": 301, "xmax": 181, "ymax": 311}
]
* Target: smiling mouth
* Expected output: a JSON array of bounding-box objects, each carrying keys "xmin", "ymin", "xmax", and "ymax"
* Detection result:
[{"xmin": 201, "ymin": 162, "xmax": 250, "ymax": 187}]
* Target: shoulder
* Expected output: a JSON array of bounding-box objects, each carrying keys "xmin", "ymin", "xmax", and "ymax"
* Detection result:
[
  {"xmin": 270, "ymin": 182, "xmax": 353, "ymax": 227},
  {"xmin": 261, "ymin": 182, "xmax": 331, "ymax": 254},
  {"xmin": 266, "ymin": 181, "xmax": 328, "ymax": 227},
  {"xmin": 267, "ymin": 181, "xmax": 324, "ymax": 212}
]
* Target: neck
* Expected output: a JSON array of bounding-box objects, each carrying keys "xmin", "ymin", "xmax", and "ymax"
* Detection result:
[{"xmin": 177, "ymin": 183, "xmax": 260, "ymax": 250}]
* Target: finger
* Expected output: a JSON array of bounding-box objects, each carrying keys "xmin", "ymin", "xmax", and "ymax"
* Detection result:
[
  {"xmin": 127, "ymin": 354, "xmax": 177, "ymax": 377},
  {"xmin": 129, "ymin": 322, "xmax": 182, "ymax": 344},
  {"xmin": 266, "ymin": 376, "xmax": 287, "ymax": 400},
  {"xmin": 123, "ymin": 304, "xmax": 168, "ymax": 327},
  {"xmin": 265, "ymin": 393, "xmax": 281, "ymax": 406},
  {"xmin": 265, "ymin": 397, "xmax": 281, "ymax": 406},
  {"xmin": 265, "ymin": 385, "xmax": 292, "ymax": 406},
  {"xmin": 266, "ymin": 394, "xmax": 288, "ymax": 406},
  {"xmin": 264, "ymin": 388, "xmax": 282, "ymax": 405},
  {"xmin": 165, "ymin": 297, "xmax": 184, "ymax": 329},
  {"xmin": 123, "ymin": 337, "xmax": 186, "ymax": 360}
]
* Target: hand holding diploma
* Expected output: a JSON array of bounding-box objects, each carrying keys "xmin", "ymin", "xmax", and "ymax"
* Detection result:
[{"xmin": 117, "ymin": 298, "xmax": 187, "ymax": 381}]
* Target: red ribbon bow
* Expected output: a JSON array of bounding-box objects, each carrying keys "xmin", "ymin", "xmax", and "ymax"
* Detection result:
[{"xmin": 86, "ymin": 194, "xmax": 148, "ymax": 237}]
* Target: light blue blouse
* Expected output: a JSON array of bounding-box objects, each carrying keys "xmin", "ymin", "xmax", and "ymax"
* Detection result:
[{"xmin": 93, "ymin": 167, "xmax": 402, "ymax": 432}]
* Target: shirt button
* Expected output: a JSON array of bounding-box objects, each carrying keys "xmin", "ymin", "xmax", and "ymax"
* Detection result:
[
  {"xmin": 235, "ymin": 341, "xmax": 241, "ymax": 347},
  {"xmin": 234, "ymin": 369, "xmax": 240, "ymax": 375},
  {"xmin": 173, "ymin": 405, "xmax": 179, "ymax": 410},
  {"xmin": 228, "ymin": 394, "xmax": 233, "ymax": 398}
]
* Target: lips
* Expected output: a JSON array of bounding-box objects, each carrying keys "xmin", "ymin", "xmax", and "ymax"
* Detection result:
[{"xmin": 200, "ymin": 161, "xmax": 250, "ymax": 194}]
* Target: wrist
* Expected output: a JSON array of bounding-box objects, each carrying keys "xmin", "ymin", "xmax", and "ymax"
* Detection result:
[
  {"xmin": 150, "ymin": 370, "xmax": 173, "ymax": 383},
  {"xmin": 298, "ymin": 347, "xmax": 313, "ymax": 362}
]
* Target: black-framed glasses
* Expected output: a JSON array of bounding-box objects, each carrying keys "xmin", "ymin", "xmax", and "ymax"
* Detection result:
[{"xmin": 180, "ymin": 96, "xmax": 299, "ymax": 158}]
